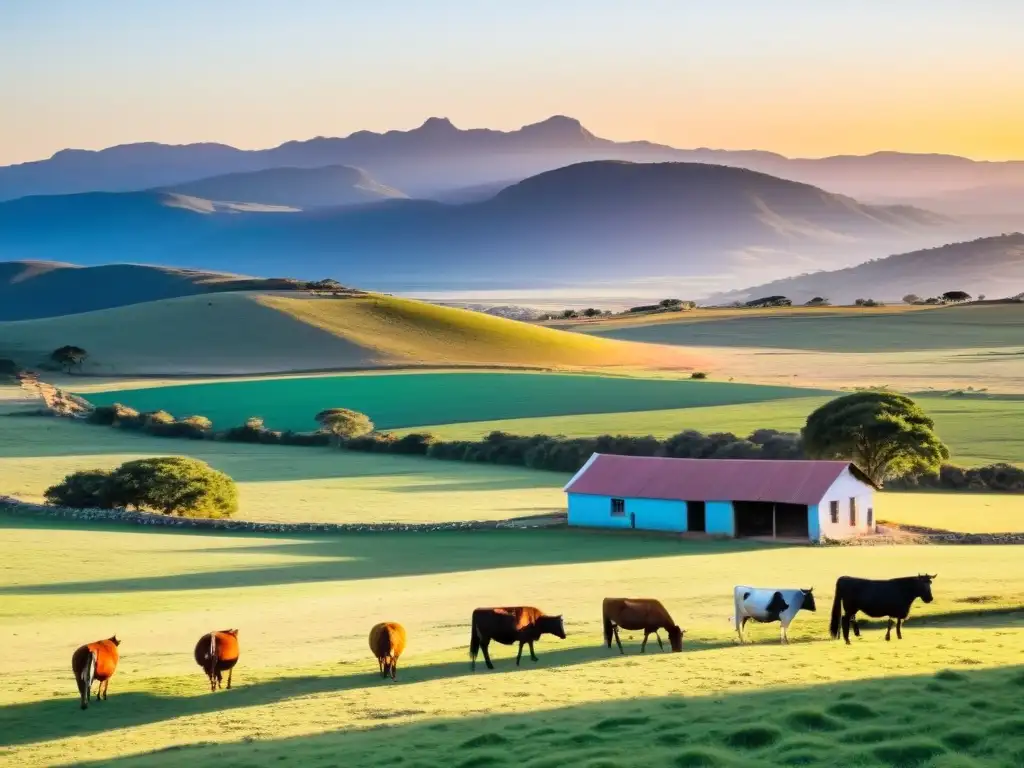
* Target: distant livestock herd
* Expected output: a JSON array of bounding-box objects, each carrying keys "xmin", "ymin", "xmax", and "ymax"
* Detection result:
[{"xmin": 70, "ymin": 573, "xmax": 936, "ymax": 709}]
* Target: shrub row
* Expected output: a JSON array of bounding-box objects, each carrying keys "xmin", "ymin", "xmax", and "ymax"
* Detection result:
[{"xmin": 886, "ymin": 463, "xmax": 1024, "ymax": 492}]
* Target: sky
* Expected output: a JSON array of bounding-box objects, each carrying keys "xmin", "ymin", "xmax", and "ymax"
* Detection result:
[{"xmin": 3, "ymin": 0, "xmax": 1023, "ymax": 166}]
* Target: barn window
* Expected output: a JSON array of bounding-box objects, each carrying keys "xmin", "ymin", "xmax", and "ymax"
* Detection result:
[
  {"xmin": 867, "ymin": 507, "xmax": 874, "ymax": 526},
  {"xmin": 849, "ymin": 497, "xmax": 857, "ymax": 526},
  {"xmin": 829, "ymin": 500, "xmax": 839, "ymax": 524},
  {"xmin": 610, "ymin": 498, "xmax": 625, "ymax": 517}
]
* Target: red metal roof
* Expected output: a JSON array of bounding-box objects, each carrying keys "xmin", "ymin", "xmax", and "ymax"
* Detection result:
[{"xmin": 564, "ymin": 454, "xmax": 874, "ymax": 506}]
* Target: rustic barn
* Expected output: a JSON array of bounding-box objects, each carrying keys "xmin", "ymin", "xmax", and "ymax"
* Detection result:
[{"xmin": 563, "ymin": 454, "xmax": 878, "ymax": 542}]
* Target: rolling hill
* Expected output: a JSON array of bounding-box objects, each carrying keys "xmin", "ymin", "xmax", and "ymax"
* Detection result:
[
  {"xmin": 0, "ymin": 261, "xmax": 315, "ymax": 321},
  {"xmin": 5, "ymin": 114, "xmax": 1024, "ymax": 204},
  {"xmin": 161, "ymin": 165, "xmax": 406, "ymax": 209},
  {"xmin": 712, "ymin": 233, "xmax": 1024, "ymax": 305},
  {"xmin": 0, "ymin": 292, "xmax": 702, "ymax": 374},
  {"xmin": 0, "ymin": 161, "xmax": 959, "ymax": 293}
]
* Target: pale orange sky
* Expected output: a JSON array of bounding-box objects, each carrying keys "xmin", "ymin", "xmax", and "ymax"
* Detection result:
[{"xmin": 3, "ymin": 1, "xmax": 1023, "ymax": 165}]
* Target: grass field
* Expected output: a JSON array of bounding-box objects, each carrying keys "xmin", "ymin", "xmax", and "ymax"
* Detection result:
[
  {"xmin": 76, "ymin": 372, "xmax": 829, "ymax": 433},
  {"xmin": 1, "ymin": 516, "xmax": 1023, "ymax": 766},
  {"xmin": 559, "ymin": 304, "xmax": 1024, "ymax": 394},
  {"xmin": 0, "ymin": 292, "xmax": 701, "ymax": 376},
  {"xmin": 575, "ymin": 304, "xmax": 1024, "ymax": 353}
]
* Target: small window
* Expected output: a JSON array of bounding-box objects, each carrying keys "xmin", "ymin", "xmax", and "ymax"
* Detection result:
[
  {"xmin": 610, "ymin": 498, "xmax": 625, "ymax": 517},
  {"xmin": 829, "ymin": 500, "xmax": 839, "ymax": 524},
  {"xmin": 867, "ymin": 507, "xmax": 874, "ymax": 526},
  {"xmin": 849, "ymin": 497, "xmax": 857, "ymax": 526}
]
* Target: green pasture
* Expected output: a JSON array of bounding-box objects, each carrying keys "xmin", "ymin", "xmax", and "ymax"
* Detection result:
[
  {"xmin": 590, "ymin": 304, "xmax": 1024, "ymax": 352},
  {"xmin": 76, "ymin": 372, "xmax": 827, "ymax": 433},
  {"xmin": 1, "ymin": 517, "xmax": 1022, "ymax": 766},
  {"xmin": 408, "ymin": 394, "xmax": 1024, "ymax": 467}
]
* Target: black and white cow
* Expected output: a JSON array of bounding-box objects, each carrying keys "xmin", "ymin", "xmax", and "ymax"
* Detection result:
[{"xmin": 733, "ymin": 586, "xmax": 817, "ymax": 644}]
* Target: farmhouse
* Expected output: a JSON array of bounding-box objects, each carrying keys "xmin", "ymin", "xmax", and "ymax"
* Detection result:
[{"xmin": 564, "ymin": 454, "xmax": 878, "ymax": 542}]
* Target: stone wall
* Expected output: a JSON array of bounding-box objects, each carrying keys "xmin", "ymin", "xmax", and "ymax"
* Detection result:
[{"xmin": 0, "ymin": 497, "xmax": 563, "ymax": 534}]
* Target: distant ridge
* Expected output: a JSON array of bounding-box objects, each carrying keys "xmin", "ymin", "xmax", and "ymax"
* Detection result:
[
  {"xmin": 161, "ymin": 165, "xmax": 406, "ymax": 209},
  {"xmin": 715, "ymin": 233, "xmax": 1024, "ymax": 304},
  {"xmin": 0, "ymin": 261, "xmax": 310, "ymax": 321},
  {"xmin": 4, "ymin": 114, "xmax": 1024, "ymax": 203}
]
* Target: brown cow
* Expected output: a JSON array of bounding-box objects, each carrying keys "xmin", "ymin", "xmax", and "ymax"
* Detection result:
[
  {"xmin": 369, "ymin": 622, "xmax": 407, "ymax": 680},
  {"xmin": 603, "ymin": 598, "xmax": 684, "ymax": 653},
  {"xmin": 194, "ymin": 629, "xmax": 240, "ymax": 692},
  {"xmin": 72, "ymin": 636, "xmax": 121, "ymax": 710},
  {"xmin": 470, "ymin": 606, "xmax": 566, "ymax": 670}
]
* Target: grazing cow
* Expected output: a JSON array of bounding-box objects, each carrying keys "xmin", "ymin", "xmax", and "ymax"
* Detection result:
[
  {"xmin": 469, "ymin": 606, "xmax": 566, "ymax": 670},
  {"xmin": 194, "ymin": 629, "xmax": 240, "ymax": 691},
  {"xmin": 71, "ymin": 636, "xmax": 120, "ymax": 710},
  {"xmin": 830, "ymin": 574, "xmax": 936, "ymax": 644},
  {"xmin": 369, "ymin": 622, "xmax": 407, "ymax": 681},
  {"xmin": 602, "ymin": 598, "xmax": 684, "ymax": 653},
  {"xmin": 733, "ymin": 587, "xmax": 817, "ymax": 644}
]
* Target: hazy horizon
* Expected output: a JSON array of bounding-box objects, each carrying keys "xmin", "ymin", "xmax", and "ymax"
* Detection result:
[{"xmin": 3, "ymin": 0, "xmax": 1023, "ymax": 166}]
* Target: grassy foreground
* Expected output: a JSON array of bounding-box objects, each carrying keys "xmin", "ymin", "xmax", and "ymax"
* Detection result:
[{"xmin": 1, "ymin": 517, "xmax": 1023, "ymax": 766}]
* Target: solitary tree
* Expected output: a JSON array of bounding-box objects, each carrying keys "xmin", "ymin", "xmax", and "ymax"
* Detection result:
[
  {"xmin": 315, "ymin": 408, "xmax": 374, "ymax": 443},
  {"xmin": 51, "ymin": 345, "xmax": 88, "ymax": 373},
  {"xmin": 804, "ymin": 297, "xmax": 830, "ymax": 307},
  {"xmin": 582, "ymin": 307, "xmax": 602, "ymax": 317},
  {"xmin": 902, "ymin": 294, "xmax": 921, "ymax": 305},
  {"xmin": 802, "ymin": 392, "xmax": 949, "ymax": 486},
  {"xmin": 941, "ymin": 290, "xmax": 971, "ymax": 303},
  {"xmin": 109, "ymin": 457, "xmax": 237, "ymax": 517}
]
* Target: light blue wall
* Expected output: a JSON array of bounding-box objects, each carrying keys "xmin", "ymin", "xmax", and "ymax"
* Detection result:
[
  {"xmin": 631, "ymin": 497, "xmax": 687, "ymax": 532},
  {"xmin": 808, "ymin": 504, "xmax": 821, "ymax": 542},
  {"xmin": 705, "ymin": 501, "xmax": 734, "ymax": 536},
  {"xmin": 567, "ymin": 494, "xmax": 632, "ymax": 529},
  {"xmin": 566, "ymin": 494, "xmax": 686, "ymax": 531}
]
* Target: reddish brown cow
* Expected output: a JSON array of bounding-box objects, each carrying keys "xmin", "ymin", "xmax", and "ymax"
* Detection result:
[
  {"xmin": 369, "ymin": 622, "xmax": 407, "ymax": 680},
  {"xmin": 72, "ymin": 636, "xmax": 121, "ymax": 710},
  {"xmin": 603, "ymin": 598, "xmax": 684, "ymax": 653},
  {"xmin": 194, "ymin": 629, "xmax": 240, "ymax": 692}
]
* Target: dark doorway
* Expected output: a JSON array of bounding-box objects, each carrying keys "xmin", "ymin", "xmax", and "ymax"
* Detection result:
[
  {"xmin": 734, "ymin": 501, "xmax": 809, "ymax": 539},
  {"xmin": 687, "ymin": 501, "xmax": 706, "ymax": 533},
  {"xmin": 775, "ymin": 502, "xmax": 810, "ymax": 538}
]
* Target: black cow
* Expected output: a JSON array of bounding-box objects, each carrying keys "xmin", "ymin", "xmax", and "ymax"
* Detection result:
[
  {"xmin": 469, "ymin": 606, "xmax": 566, "ymax": 670},
  {"xmin": 829, "ymin": 574, "xmax": 936, "ymax": 644}
]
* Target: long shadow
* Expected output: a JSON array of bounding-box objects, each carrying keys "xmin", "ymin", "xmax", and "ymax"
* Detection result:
[
  {"xmin": 856, "ymin": 605, "xmax": 1024, "ymax": 630},
  {"xmin": 0, "ymin": 640, "xmax": 735, "ymax": 749},
  {"xmin": 0, "ymin": 525, "xmax": 779, "ymax": 595},
  {"xmin": 64, "ymin": 664, "xmax": 1024, "ymax": 767}
]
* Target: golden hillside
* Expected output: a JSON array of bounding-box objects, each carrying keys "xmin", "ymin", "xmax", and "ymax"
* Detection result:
[{"xmin": 0, "ymin": 292, "xmax": 702, "ymax": 375}]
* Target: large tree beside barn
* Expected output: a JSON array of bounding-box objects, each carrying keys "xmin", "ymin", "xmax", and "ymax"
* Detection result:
[{"xmin": 801, "ymin": 392, "xmax": 949, "ymax": 485}]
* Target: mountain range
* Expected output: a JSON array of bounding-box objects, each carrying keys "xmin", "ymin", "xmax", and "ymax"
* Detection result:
[
  {"xmin": 4, "ymin": 115, "xmax": 1024, "ymax": 208},
  {"xmin": 0, "ymin": 160, "xmax": 969, "ymax": 293}
]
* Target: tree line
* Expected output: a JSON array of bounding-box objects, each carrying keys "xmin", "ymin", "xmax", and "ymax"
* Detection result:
[{"xmin": 76, "ymin": 392, "xmax": 1023, "ymax": 495}]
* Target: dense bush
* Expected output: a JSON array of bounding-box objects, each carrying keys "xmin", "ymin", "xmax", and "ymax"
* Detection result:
[
  {"xmin": 315, "ymin": 407, "xmax": 374, "ymax": 442},
  {"xmin": 44, "ymin": 457, "xmax": 238, "ymax": 517},
  {"xmin": 0, "ymin": 358, "xmax": 18, "ymax": 379},
  {"xmin": 44, "ymin": 469, "xmax": 117, "ymax": 509}
]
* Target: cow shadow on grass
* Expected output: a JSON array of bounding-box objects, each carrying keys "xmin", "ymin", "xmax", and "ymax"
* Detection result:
[
  {"xmin": 0, "ymin": 640, "xmax": 736, "ymax": 749},
  {"xmin": 63, "ymin": 663, "xmax": 1024, "ymax": 768},
  {"xmin": 0, "ymin": 525, "xmax": 782, "ymax": 595}
]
